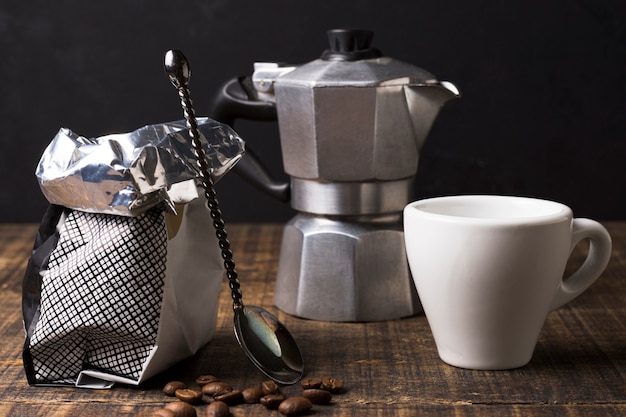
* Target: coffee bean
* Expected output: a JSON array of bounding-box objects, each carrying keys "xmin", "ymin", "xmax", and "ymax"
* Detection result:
[
  {"xmin": 260, "ymin": 394, "xmax": 285, "ymax": 409},
  {"xmin": 278, "ymin": 397, "xmax": 313, "ymax": 416},
  {"xmin": 303, "ymin": 388, "xmax": 332, "ymax": 404},
  {"xmin": 175, "ymin": 388, "xmax": 203, "ymax": 404},
  {"xmin": 164, "ymin": 400, "xmax": 197, "ymax": 417},
  {"xmin": 195, "ymin": 374, "xmax": 219, "ymax": 386},
  {"xmin": 261, "ymin": 380, "xmax": 280, "ymax": 395},
  {"xmin": 152, "ymin": 409, "xmax": 176, "ymax": 417},
  {"xmin": 214, "ymin": 389, "xmax": 243, "ymax": 405},
  {"xmin": 201, "ymin": 381, "xmax": 233, "ymax": 396},
  {"xmin": 163, "ymin": 381, "xmax": 187, "ymax": 397},
  {"xmin": 300, "ymin": 377, "xmax": 322, "ymax": 390},
  {"xmin": 321, "ymin": 377, "xmax": 344, "ymax": 393},
  {"xmin": 242, "ymin": 387, "xmax": 264, "ymax": 404},
  {"xmin": 205, "ymin": 400, "xmax": 230, "ymax": 417}
]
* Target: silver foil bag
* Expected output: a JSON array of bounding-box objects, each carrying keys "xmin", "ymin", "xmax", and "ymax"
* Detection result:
[
  {"xmin": 23, "ymin": 118, "xmax": 244, "ymax": 388},
  {"xmin": 36, "ymin": 118, "xmax": 244, "ymax": 216}
]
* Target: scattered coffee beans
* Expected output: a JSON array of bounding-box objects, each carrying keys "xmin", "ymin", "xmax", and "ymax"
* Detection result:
[
  {"xmin": 163, "ymin": 381, "xmax": 186, "ymax": 397},
  {"xmin": 278, "ymin": 397, "xmax": 313, "ymax": 416},
  {"xmin": 242, "ymin": 387, "xmax": 264, "ymax": 404},
  {"xmin": 321, "ymin": 377, "xmax": 344, "ymax": 393},
  {"xmin": 300, "ymin": 377, "xmax": 322, "ymax": 389},
  {"xmin": 175, "ymin": 388, "xmax": 203, "ymax": 404},
  {"xmin": 205, "ymin": 400, "xmax": 230, "ymax": 417},
  {"xmin": 164, "ymin": 400, "xmax": 197, "ymax": 417},
  {"xmin": 261, "ymin": 380, "xmax": 280, "ymax": 395},
  {"xmin": 159, "ymin": 374, "xmax": 346, "ymax": 416},
  {"xmin": 302, "ymin": 388, "xmax": 332, "ymax": 404},
  {"xmin": 260, "ymin": 393, "xmax": 285, "ymax": 409}
]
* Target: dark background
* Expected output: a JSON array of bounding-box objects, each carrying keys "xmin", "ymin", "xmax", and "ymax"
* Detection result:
[{"xmin": 1, "ymin": 0, "xmax": 624, "ymax": 223}]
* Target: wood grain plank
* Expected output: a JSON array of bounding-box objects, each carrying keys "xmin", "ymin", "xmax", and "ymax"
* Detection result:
[
  {"xmin": 1, "ymin": 402, "xmax": 626, "ymax": 417},
  {"xmin": 0, "ymin": 222, "xmax": 624, "ymax": 416}
]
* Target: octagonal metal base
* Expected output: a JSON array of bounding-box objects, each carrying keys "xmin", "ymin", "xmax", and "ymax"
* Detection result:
[{"xmin": 274, "ymin": 213, "xmax": 422, "ymax": 322}]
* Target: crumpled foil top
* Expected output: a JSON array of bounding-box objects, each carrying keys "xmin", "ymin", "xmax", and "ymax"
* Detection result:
[{"xmin": 36, "ymin": 118, "xmax": 244, "ymax": 216}]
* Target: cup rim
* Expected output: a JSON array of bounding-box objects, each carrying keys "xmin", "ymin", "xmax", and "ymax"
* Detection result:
[{"xmin": 404, "ymin": 195, "xmax": 572, "ymax": 225}]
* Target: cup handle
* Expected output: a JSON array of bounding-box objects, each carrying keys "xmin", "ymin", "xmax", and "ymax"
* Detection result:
[{"xmin": 549, "ymin": 219, "xmax": 612, "ymax": 311}]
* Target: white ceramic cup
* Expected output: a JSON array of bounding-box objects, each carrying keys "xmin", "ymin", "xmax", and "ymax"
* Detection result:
[{"xmin": 403, "ymin": 195, "xmax": 612, "ymax": 370}]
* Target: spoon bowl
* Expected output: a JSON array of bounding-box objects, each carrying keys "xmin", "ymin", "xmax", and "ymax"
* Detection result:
[{"xmin": 235, "ymin": 306, "xmax": 304, "ymax": 384}]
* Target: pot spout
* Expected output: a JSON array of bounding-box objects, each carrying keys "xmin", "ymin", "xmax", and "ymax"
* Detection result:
[{"xmin": 404, "ymin": 81, "xmax": 460, "ymax": 149}]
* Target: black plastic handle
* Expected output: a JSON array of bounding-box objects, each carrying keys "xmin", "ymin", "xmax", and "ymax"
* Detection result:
[{"xmin": 211, "ymin": 76, "xmax": 290, "ymax": 203}]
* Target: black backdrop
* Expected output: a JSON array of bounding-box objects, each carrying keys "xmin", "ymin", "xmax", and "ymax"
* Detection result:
[{"xmin": 1, "ymin": 0, "xmax": 625, "ymax": 223}]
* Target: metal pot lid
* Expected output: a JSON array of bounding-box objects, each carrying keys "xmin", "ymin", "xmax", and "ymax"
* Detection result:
[{"xmin": 277, "ymin": 29, "xmax": 438, "ymax": 88}]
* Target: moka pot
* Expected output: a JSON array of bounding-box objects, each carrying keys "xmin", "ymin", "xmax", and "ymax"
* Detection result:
[{"xmin": 211, "ymin": 29, "xmax": 459, "ymax": 322}]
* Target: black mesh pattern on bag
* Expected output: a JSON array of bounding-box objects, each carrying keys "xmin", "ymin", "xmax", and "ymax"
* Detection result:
[{"xmin": 25, "ymin": 207, "xmax": 167, "ymax": 385}]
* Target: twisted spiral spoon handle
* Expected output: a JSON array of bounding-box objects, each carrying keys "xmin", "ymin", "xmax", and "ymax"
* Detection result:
[{"xmin": 164, "ymin": 49, "xmax": 244, "ymax": 312}]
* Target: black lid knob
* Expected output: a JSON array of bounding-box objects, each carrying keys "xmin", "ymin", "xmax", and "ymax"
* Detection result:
[{"xmin": 321, "ymin": 29, "xmax": 383, "ymax": 61}]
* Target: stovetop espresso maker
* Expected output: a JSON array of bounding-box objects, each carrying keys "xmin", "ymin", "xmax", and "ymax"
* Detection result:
[{"xmin": 212, "ymin": 28, "xmax": 459, "ymax": 322}]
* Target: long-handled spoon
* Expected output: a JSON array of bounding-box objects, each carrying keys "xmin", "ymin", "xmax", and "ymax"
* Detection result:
[{"xmin": 164, "ymin": 49, "xmax": 304, "ymax": 384}]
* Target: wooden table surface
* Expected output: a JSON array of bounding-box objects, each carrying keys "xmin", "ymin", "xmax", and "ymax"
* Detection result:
[{"xmin": 1, "ymin": 222, "xmax": 625, "ymax": 416}]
